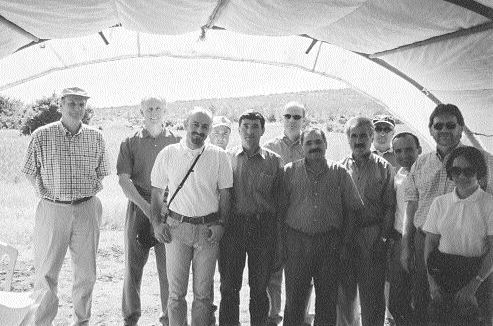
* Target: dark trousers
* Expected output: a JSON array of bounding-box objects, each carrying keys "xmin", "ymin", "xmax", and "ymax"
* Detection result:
[
  {"xmin": 412, "ymin": 229, "xmax": 430, "ymax": 325},
  {"xmin": 219, "ymin": 214, "xmax": 276, "ymax": 326},
  {"xmin": 338, "ymin": 225, "xmax": 386, "ymax": 326},
  {"xmin": 284, "ymin": 227, "xmax": 341, "ymax": 326},
  {"xmin": 388, "ymin": 235, "xmax": 413, "ymax": 325},
  {"xmin": 122, "ymin": 201, "xmax": 168, "ymax": 326}
]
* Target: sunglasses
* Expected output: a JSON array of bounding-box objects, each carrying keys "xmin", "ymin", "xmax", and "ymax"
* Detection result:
[
  {"xmin": 448, "ymin": 166, "xmax": 476, "ymax": 178},
  {"xmin": 375, "ymin": 126, "xmax": 393, "ymax": 133},
  {"xmin": 433, "ymin": 122, "xmax": 457, "ymax": 130},
  {"xmin": 284, "ymin": 114, "xmax": 302, "ymax": 120}
]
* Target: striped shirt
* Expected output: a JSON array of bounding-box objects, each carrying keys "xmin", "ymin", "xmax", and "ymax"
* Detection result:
[
  {"xmin": 404, "ymin": 145, "xmax": 493, "ymax": 228},
  {"xmin": 22, "ymin": 121, "xmax": 110, "ymax": 201}
]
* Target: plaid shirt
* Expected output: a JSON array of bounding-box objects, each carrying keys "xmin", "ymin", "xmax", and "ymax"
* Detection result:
[
  {"xmin": 404, "ymin": 145, "xmax": 493, "ymax": 228},
  {"xmin": 22, "ymin": 121, "xmax": 110, "ymax": 201}
]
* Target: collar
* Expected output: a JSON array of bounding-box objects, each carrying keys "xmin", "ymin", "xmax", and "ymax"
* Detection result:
[
  {"xmin": 235, "ymin": 146, "xmax": 266, "ymax": 159},
  {"xmin": 304, "ymin": 158, "xmax": 328, "ymax": 174},
  {"xmin": 350, "ymin": 151, "xmax": 372, "ymax": 163},
  {"xmin": 180, "ymin": 138, "xmax": 206, "ymax": 153},
  {"xmin": 282, "ymin": 134, "xmax": 301, "ymax": 147},
  {"xmin": 372, "ymin": 146, "xmax": 393, "ymax": 156},
  {"xmin": 58, "ymin": 120, "xmax": 82, "ymax": 136},
  {"xmin": 452, "ymin": 186, "xmax": 483, "ymax": 203},
  {"xmin": 142, "ymin": 125, "xmax": 166, "ymax": 138},
  {"xmin": 435, "ymin": 142, "xmax": 463, "ymax": 161}
]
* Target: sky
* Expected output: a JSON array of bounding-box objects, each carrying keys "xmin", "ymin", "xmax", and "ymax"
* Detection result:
[{"xmin": 0, "ymin": 57, "xmax": 344, "ymax": 107}]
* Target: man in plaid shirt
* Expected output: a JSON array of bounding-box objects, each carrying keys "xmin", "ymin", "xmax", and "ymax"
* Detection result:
[{"xmin": 22, "ymin": 87, "xmax": 110, "ymax": 326}]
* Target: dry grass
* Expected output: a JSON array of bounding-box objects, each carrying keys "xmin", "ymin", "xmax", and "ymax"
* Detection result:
[{"xmin": 0, "ymin": 119, "xmax": 348, "ymax": 325}]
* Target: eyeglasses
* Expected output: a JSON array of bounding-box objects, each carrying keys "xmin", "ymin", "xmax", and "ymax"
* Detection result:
[
  {"xmin": 433, "ymin": 122, "xmax": 457, "ymax": 130},
  {"xmin": 375, "ymin": 126, "xmax": 393, "ymax": 133},
  {"xmin": 448, "ymin": 166, "xmax": 476, "ymax": 178},
  {"xmin": 284, "ymin": 114, "xmax": 302, "ymax": 120}
]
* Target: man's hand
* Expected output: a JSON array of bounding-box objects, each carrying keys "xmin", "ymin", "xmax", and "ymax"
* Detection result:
[
  {"xmin": 152, "ymin": 222, "xmax": 172, "ymax": 243},
  {"xmin": 205, "ymin": 225, "xmax": 225, "ymax": 245}
]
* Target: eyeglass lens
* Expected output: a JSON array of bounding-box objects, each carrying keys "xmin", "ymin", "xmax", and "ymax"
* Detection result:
[
  {"xmin": 449, "ymin": 166, "xmax": 475, "ymax": 178},
  {"xmin": 433, "ymin": 122, "xmax": 457, "ymax": 130},
  {"xmin": 375, "ymin": 126, "xmax": 393, "ymax": 133}
]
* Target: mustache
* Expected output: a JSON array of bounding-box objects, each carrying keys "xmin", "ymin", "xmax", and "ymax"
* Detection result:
[
  {"xmin": 192, "ymin": 132, "xmax": 205, "ymax": 138},
  {"xmin": 308, "ymin": 148, "xmax": 322, "ymax": 153},
  {"xmin": 355, "ymin": 143, "xmax": 365, "ymax": 148}
]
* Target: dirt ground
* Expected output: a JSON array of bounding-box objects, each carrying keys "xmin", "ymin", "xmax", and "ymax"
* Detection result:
[{"xmin": 10, "ymin": 229, "xmax": 276, "ymax": 326}]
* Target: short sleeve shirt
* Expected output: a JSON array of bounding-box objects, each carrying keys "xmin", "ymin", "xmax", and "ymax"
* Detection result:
[
  {"xmin": 394, "ymin": 167, "xmax": 409, "ymax": 234},
  {"xmin": 404, "ymin": 146, "xmax": 493, "ymax": 228},
  {"xmin": 151, "ymin": 139, "xmax": 233, "ymax": 216},
  {"xmin": 283, "ymin": 159, "xmax": 363, "ymax": 234},
  {"xmin": 423, "ymin": 188, "xmax": 493, "ymax": 257},
  {"xmin": 22, "ymin": 121, "xmax": 110, "ymax": 200},
  {"xmin": 116, "ymin": 128, "xmax": 180, "ymax": 192}
]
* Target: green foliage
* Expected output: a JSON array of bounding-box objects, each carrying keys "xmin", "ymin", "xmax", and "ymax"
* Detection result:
[
  {"xmin": 0, "ymin": 95, "xmax": 23, "ymax": 129},
  {"xmin": 20, "ymin": 93, "xmax": 94, "ymax": 135}
]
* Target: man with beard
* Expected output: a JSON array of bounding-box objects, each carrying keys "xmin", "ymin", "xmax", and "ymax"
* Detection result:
[
  {"xmin": 219, "ymin": 110, "xmax": 283, "ymax": 326},
  {"xmin": 150, "ymin": 107, "xmax": 233, "ymax": 326},
  {"xmin": 338, "ymin": 117, "xmax": 395, "ymax": 326},
  {"xmin": 22, "ymin": 87, "xmax": 110, "ymax": 325},
  {"xmin": 263, "ymin": 101, "xmax": 306, "ymax": 326},
  {"xmin": 401, "ymin": 103, "xmax": 493, "ymax": 325},
  {"xmin": 117, "ymin": 97, "xmax": 180, "ymax": 326},
  {"xmin": 282, "ymin": 127, "xmax": 363, "ymax": 326}
]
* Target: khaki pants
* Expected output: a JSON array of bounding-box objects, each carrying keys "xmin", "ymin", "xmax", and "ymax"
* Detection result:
[{"xmin": 33, "ymin": 197, "xmax": 102, "ymax": 326}]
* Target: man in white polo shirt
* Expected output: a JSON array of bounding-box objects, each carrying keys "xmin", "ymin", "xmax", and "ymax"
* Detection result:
[{"xmin": 150, "ymin": 107, "xmax": 233, "ymax": 326}]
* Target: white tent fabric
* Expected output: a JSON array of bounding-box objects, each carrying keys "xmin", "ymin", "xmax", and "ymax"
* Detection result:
[{"xmin": 0, "ymin": 0, "xmax": 492, "ymax": 150}]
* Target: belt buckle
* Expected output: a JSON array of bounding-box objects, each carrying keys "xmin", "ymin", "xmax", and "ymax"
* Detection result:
[{"xmin": 179, "ymin": 214, "xmax": 185, "ymax": 223}]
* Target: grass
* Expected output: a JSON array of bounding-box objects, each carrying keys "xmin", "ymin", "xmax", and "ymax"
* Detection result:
[{"xmin": 0, "ymin": 88, "xmax": 384, "ymax": 324}]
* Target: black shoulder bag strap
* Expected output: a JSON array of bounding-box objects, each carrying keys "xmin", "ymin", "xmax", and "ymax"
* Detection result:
[{"xmin": 167, "ymin": 146, "xmax": 205, "ymax": 208}]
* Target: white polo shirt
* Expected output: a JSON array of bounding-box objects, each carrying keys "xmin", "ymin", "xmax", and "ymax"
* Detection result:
[
  {"xmin": 151, "ymin": 139, "xmax": 233, "ymax": 217},
  {"xmin": 394, "ymin": 167, "xmax": 408, "ymax": 234},
  {"xmin": 423, "ymin": 187, "xmax": 493, "ymax": 257}
]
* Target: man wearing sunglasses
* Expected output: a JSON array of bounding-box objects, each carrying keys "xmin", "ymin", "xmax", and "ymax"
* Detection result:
[
  {"xmin": 372, "ymin": 115, "xmax": 398, "ymax": 168},
  {"xmin": 263, "ymin": 101, "xmax": 306, "ymax": 326},
  {"xmin": 401, "ymin": 103, "xmax": 493, "ymax": 325}
]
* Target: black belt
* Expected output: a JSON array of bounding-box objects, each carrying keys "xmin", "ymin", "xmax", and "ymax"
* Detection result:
[
  {"xmin": 169, "ymin": 211, "xmax": 218, "ymax": 225},
  {"xmin": 45, "ymin": 196, "xmax": 93, "ymax": 205}
]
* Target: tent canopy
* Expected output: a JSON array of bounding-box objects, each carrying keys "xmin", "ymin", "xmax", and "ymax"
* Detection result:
[{"xmin": 0, "ymin": 0, "xmax": 492, "ymax": 150}]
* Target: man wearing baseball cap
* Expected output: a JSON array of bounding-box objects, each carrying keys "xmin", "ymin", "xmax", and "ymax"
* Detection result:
[
  {"xmin": 372, "ymin": 114, "xmax": 398, "ymax": 167},
  {"xmin": 22, "ymin": 87, "xmax": 110, "ymax": 325},
  {"xmin": 210, "ymin": 115, "xmax": 232, "ymax": 150}
]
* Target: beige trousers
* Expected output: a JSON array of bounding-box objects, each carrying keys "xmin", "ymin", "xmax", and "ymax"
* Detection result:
[{"xmin": 33, "ymin": 197, "xmax": 102, "ymax": 326}]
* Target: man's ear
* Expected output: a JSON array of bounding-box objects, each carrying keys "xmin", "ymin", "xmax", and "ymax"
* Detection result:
[{"xmin": 418, "ymin": 146, "xmax": 423, "ymax": 155}]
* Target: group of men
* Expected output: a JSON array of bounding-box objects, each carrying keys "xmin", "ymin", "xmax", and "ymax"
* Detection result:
[{"xmin": 22, "ymin": 86, "xmax": 492, "ymax": 326}]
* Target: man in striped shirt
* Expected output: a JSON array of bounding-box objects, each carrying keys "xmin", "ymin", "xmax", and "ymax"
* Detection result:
[
  {"xmin": 22, "ymin": 87, "xmax": 110, "ymax": 325},
  {"xmin": 401, "ymin": 103, "xmax": 493, "ymax": 325}
]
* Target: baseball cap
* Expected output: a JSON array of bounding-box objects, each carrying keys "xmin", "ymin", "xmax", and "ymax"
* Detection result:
[
  {"xmin": 61, "ymin": 87, "xmax": 90, "ymax": 99},
  {"xmin": 372, "ymin": 114, "xmax": 395, "ymax": 127},
  {"xmin": 212, "ymin": 116, "xmax": 232, "ymax": 130}
]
